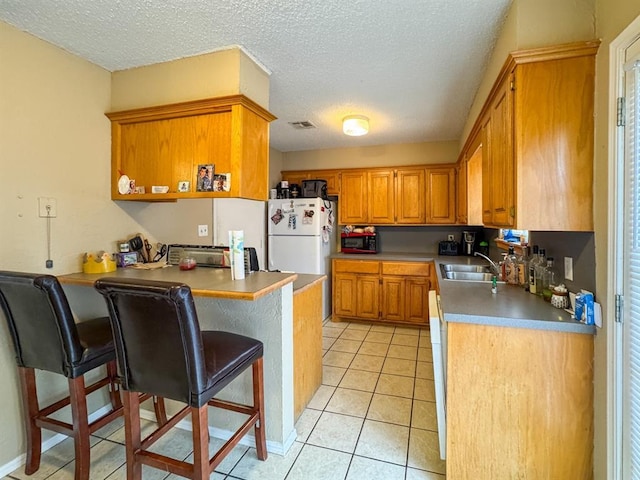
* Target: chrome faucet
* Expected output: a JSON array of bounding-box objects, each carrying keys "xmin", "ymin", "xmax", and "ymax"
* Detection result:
[{"xmin": 474, "ymin": 251, "xmax": 500, "ymax": 276}]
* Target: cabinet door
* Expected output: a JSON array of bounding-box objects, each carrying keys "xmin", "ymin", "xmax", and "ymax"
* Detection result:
[
  {"xmin": 334, "ymin": 273, "xmax": 358, "ymax": 317},
  {"xmin": 281, "ymin": 172, "xmax": 310, "ymax": 187},
  {"xmin": 456, "ymin": 159, "xmax": 468, "ymax": 224},
  {"xmin": 405, "ymin": 277, "xmax": 430, "ymax": 324},
  {"xmin": 311, "ymin": 170, "xmax": 340, "ymax": 195},
  {"xmin": 339, "ymin": 171, "xmax": 368, "ymax": 224},
  {"xmin": 368, "ymin": 170, "xmax": 395, "ymax": 224},
  {"xmin": 487, "ymin": 73, "xmax": 515, "ymax": 227},
  {"xmin": 356, "ymin": 275, "xmax": 380, "ymax": 320},
  {"xmin": 481, "ymin": 116, "xmax": 494, "ymax": 225},
  {"xmin": 381, "ymin": 277, "xmax": 406, "ymax": 321},
  {"xmin": 396, "ymin": 168, "xmax": 426, "ymax": 224},
  {"xmin": 426, "ymin": 166, "xmax": 456, "ymax": 224}
]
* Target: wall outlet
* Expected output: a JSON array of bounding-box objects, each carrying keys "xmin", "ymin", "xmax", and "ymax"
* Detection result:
[
  {"xmin": 38, "ymin": 197, "xmax": 57, "ymax": 217},
  {"xmin": 447, "ymin": 234, "xmax": 455, "ymax": 241},
  {"xmin": 198, "ymin": 224, "xmax": 209, "ymax": 237},
  {"xmin": 564, "ymin": 256, "xmax": 574, "ymax": 281}
]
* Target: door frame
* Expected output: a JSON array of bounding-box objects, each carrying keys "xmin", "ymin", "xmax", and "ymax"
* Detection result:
[{"xmin": 608, "ymin": 14, "xmax": 640, "ymax": 480}]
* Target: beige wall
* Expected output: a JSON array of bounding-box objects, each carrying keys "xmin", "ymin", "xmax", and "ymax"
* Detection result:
[
  {"xmin": 0, "ymin": 21, "xmax": 149, "ymax": 464},
  {"xmin": 111, "ymin": 47, "xmax": 270, "ymax": 111},
  {"xmin": 460, "ymin": 0, "xmax": 596, "ymax": 148},
  {"xmin": 593, "ymin": 2, "xmax": 640, "ymax": 479},
  {"xmin": 280, "ymin": 141, "xmax": 459, "ymax": 172}
]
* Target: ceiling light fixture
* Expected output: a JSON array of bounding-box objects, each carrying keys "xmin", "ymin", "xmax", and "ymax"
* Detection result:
[{"xmin": 343, "ymin": 115, "xmax": 369, "ymax": 136}]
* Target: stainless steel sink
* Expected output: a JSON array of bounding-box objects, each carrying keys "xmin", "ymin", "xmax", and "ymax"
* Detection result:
[
  {"xmin": 440, "ymin": 264, "xmax": 492, "ymax": 273},
  {"xmin": 439, "ymin": 264, "xmax": 500, "ymax": 283}
]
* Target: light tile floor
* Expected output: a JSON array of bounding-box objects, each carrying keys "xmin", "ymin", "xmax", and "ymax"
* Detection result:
[{"xmin": 3, "ymin": 320, "xmax": 445, "ymax": 480}]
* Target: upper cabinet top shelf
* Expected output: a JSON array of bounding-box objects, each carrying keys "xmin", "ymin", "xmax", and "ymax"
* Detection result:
[{"xmin": 106, "ymin": 95, "xmax": 276, "ymax": 202}]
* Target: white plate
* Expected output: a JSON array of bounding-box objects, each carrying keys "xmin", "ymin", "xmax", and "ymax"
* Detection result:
[{"xmin": 118, "ymin": 175, "xmax": 130, "ymax": 195}]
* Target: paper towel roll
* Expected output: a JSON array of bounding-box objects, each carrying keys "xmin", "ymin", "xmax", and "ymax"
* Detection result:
[{"xmin": 228, "ymin": 230, "xmax": 245, "ymax": 280}]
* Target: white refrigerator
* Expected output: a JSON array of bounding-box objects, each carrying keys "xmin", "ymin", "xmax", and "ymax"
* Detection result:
[{"xmin": 268, "ymin": 197, "xmax": 336, "ymax": 320}]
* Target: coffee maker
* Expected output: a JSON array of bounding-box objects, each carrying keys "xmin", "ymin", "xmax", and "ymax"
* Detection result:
[{"xmin": 462, "ymin": 231, "xmax": 476, "ymax": 256}]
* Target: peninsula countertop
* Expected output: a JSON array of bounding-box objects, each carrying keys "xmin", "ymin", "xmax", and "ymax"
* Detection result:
[
  {"xmin": 59, "ymin": 267, "xmax": 298, "ymax": 301},
  {"xmin": 331, "ymin": 251, "xmax": 595, "ymax": 335}
]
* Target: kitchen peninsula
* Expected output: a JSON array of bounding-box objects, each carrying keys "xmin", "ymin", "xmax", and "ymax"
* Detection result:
[{"xmin": 59, "ymin": 267, "xmax": 325, "ymax": 455}]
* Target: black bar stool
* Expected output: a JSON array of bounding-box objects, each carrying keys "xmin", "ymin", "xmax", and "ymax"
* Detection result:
[
  {"xmin": 0, "ymin": 271, "xmax": 167, "ymax": 480},
  {"xmin": 94, "ymin": 277, "xmax": 267, "ymax": 480}
]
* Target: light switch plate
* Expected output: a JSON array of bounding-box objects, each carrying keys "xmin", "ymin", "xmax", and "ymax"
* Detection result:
[{"xmin": 564, "ymin": 257, "xmax": 574, "ymax": 281}]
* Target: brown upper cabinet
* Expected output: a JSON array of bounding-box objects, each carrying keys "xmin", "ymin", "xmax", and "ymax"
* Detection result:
[
  {"xmin": 460, "ymin": 41, "xmax": 599, "ymax": 230},
  {"xmin": 425, "ymin": 166, "xmax": 456, "ymax": 224},
  {"xmin": 283, "ymin": 166, "xmax": 454, "ymax": 225},
  {"xmin": 339, "ymin": 167, "xmax": 429, "ymax": 225},
  {"xmin": 106, "ymin": 95, "xmax": 276, "ymax": 202},
  {"xmin": 280, "ymin": 169, "xmax": 340, "ymax": 195}
]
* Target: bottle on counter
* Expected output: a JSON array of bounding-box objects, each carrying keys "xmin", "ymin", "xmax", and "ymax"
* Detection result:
[
  {"xmin": 518, "ymin": 245, "xmax": 529, "ymax": 289},
  {"xmin": 533, "ymin": 248, "xmax": 547, "ymax": 296},
  {"xmin": 528, "ymin": 245, "xmax": 540, "ymax": 293},
  {"xmin": 504, "ymin": 246, "xmax": 519, "ymax": 285},
  {"xmin": 541, "ymin": 257, "xmax": 557, "ymax": 302}
]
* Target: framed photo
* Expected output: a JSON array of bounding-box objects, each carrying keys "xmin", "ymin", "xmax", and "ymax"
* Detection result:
[
  {"xmin": 178, "ymin": 181, "xmax": 190, "ymax": 192},
  {"xmin": 196, "ymin": 164, "xmax": 214, "ymax": 192},
  {"xmin": 213, "ymin": 173, "xmax": 231, "ymax": 192}
]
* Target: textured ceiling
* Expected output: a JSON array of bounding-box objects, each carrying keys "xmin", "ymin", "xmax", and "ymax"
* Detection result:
[{"xmin": 0, "ymin": 0, "xmax": 511, "ymax": 152}]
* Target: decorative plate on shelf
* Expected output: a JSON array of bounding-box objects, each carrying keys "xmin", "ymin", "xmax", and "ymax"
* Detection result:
[{"xmin": 118, "ymin": 175, "xmax": 130, "ymax": 195}]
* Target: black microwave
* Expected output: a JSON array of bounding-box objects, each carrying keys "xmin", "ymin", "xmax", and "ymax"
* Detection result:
[{"xmin": 340, "ymin": 232, "xmax": 377, "ymax": 254}]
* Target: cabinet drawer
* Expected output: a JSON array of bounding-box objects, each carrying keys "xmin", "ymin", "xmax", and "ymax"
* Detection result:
[
  {"xmin": 381, "ymin": 262, "xmax": 431, "ymax": 277},
  {"xmin": 334, "ymin": 260, "xmax": 380, "ymax": 274}
]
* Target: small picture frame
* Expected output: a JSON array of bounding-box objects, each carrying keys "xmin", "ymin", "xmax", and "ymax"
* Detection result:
[
  {"xmin": 196, "ymin": 164, "xmax": 214, "ymax": 192},
  {"xmin": 213, "ymin": 173, "xmax": 231, "ymax": 192},
  {"xmin": 178, "ymin": 181, "xmax": 190, "ymax": 193}
]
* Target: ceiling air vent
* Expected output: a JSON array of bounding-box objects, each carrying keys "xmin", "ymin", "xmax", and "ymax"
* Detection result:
[{"xmin": 288, "ymin": 120, "xmax": 317, "ymax": 129}]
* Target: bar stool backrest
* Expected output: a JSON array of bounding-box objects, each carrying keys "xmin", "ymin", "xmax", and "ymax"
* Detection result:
[
  {"xmin": 95, "ymin": 278, "xmax": 206, "ymax": 406},
  {"xmin": 0, "ymin": 272, "xmax": 84, "ymax": 377}
]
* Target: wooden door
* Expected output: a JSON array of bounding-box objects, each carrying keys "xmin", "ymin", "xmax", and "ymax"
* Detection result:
[
  {"xmin": 339, "ymin": 171, "xmax": 368, "ymax": 224},
  {"xmin": 381, "ymin": 277, "xmax": 406, "ymax": 321},
  {"xmin": 405, "ymin": 277, "xmax": 430, "ymax": 324},
  {"xmin": 396, "ymin": 168, "xmax": 426, "ymax": 224},
  {"xmin": 488, "ymin": 73, "xmax": 515, "ymax": 227},
  {"xmin": 356, "ymin": 275, "xmax": 380, "ymax": 320},
  {"xmin": 368, "ymin": 170, "xmax": 395, "ymax": 224},
  {"xmin": 426, "ymin": 166, "xmax": 456, "ymax": 224},
  {"xmin": 333, "ymin": 273, "xmax": 357, "ymax": 317}
]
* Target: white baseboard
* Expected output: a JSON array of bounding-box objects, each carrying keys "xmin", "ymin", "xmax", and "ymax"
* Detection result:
[{"xmin": 0, "ymin": 404, "xmax": 113, "ymax": 478}]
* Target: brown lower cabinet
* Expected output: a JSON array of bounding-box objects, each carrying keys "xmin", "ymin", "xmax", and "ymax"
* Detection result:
[
  {"xmin": 332, "ymin": 259, "xmax": 432, "ymax": 325},
  {"xmin": 447, "ymin": 322, "xmax": 593, "ymax": 478}
]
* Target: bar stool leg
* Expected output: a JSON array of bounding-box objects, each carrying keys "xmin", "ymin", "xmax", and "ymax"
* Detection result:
[
  {"xmin": 192, "ymin": 405, "xmax": 210, "ymax": 480},
  {"xmin": 153, "ymin": 396, "xmax": 168, "ymax": 426},
  {"xmin": 106, "ymin": 360, "xmax": 122, "ymax": 410},
  {"xmin": 123, "ymin": 391, "xmax": 142, "ymax": 480},
  {"xmin": 252, "ymin": 358, "xmax": 267, "ymax": 460},
  {"xmin": 18, "ymin": 367, "xmax": 41, "ymax": 475},
  {"xmin": 68, "ymin": 376, "xmax": 90, "ymax": 480}
]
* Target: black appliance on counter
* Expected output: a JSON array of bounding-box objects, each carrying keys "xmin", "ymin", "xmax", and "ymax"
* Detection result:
[
  {"xmin": 438, "ymin": 240, "xmax": 459, "ymax": 256},
  {"xmin": 166, "ymin": 245, "xmax": 259, "ymax": 274}
]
